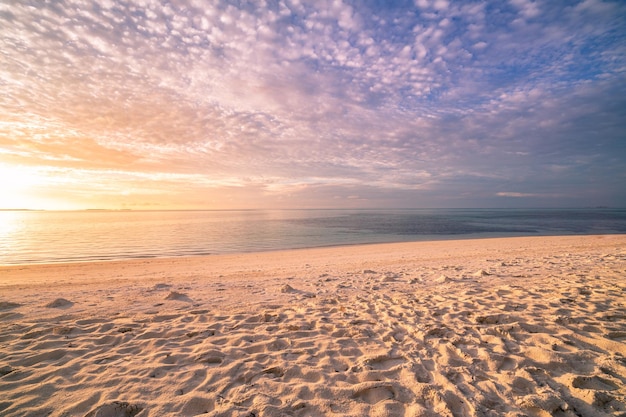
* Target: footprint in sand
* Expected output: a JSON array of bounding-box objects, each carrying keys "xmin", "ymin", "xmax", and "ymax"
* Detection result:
[
  {"xmin": 475, "ymin": 314, "xmax": 513, "ymax": 325},
  {"xmin": 181, "ymin": 397, "xmax": 214, "ymax": 415},
  {"xmin": 196, "ymin": 350, "xmax": 224, "ymax": 365},
  {"xmin": 0, "ymin": 365, "xmax": 15, "ymax": 377},
  {"xmin": 0, "ymin": 301, "xmax": 21, "ymax": 310},
  {"xmin": 498, "ymin": 356, "xmax": 517, "ymax": 372},
  {"xmin": 352, "ymin": 382, "xmax": 396, "ymax": 404},
  {"xmin": 84, "ymin": 401, "xmax": 143, "ymax": 417},
  {"xmin": 361, "ymin": 354, "xmax": 405, "ymax": 371},
  {"xmin": 262, "ymin": 366, "xmax": 285, "ymax": 378},
  {"xmin": 572, "ymin": 375, "xmax": 619, "ymax": 391},
  {"xmin": 606, "ymin": 331, "xmax": 626, "ymax": 341}
]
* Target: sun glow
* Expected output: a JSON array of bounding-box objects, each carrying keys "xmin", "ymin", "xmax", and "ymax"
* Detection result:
[{"xmin": 0, "ymin": 163, "xmax": 60, "ymax": 210}]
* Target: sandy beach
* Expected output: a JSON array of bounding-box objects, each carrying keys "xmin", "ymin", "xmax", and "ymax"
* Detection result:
[{"xmin": 0, "ymin": 235, "xmax": 625, "ymax": 417}]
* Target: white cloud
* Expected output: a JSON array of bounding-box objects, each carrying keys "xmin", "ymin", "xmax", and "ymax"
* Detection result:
[
  {"xmin": 575, "ymin": 0, "xmax": 616, "ymax": 14},
  {"xmin": 510, "ymin": 0, "xmax": 540, "ymax": 18},
  {"xmin": 496, "ymin": 192, "xmax": 537, "ymax": 198},
  {"xmin": 433, "ymin": 0, "xmax": 450, "ymax": 11},
  {"xmin": 472, "ymin": 41, "xmax": 488, "ymax": 50}
]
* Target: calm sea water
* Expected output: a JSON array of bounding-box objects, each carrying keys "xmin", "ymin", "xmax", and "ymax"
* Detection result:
[{"xmin": 1, "ymin": 209, "xmax": 625, "ymax": 265}]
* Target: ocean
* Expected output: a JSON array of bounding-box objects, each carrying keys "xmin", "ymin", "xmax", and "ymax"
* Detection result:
[{"xmin": 1, "ymin": 208, "xmax": 625, "ymax": 265}]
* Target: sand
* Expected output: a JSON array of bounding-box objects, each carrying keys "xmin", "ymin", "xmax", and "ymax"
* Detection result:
[{"xmin": 0, "ymin": 235, "xmax": 625, "ymax": 417}]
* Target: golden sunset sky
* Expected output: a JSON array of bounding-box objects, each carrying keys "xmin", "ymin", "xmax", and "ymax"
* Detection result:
[{"xmin": 1, "ymin": 0, "xmax": 625, "ymax": 210}]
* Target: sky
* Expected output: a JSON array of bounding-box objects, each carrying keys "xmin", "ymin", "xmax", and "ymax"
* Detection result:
[{"xmin": 1, "ymin": 0, "xmax": 625, "ymax": 210}]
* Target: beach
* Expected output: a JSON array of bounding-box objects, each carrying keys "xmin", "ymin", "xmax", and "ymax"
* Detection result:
[{"xmin": 0, "ymin": 235, "xmax": 625, "ymax": 417}]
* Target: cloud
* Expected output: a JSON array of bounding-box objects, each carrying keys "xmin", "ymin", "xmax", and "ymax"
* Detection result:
[
  {"xmin": 496, "ymin": 192, "xmax": 538, "ymax": 198},
  {"xmin": 509, "ymin": 0, "xmax": 540, "ymax": 19},
  {"xmin": 1, "ymin": 0, "xmax": 625, "ymax": 208}
]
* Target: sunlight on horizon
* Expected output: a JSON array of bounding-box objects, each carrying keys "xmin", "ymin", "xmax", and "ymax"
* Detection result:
[
  {"xmin": 0, "ymin": 162, "xmax": 232, "ymax": 211},
  {"xmin": 0, "ymin": 163, "xmax": 76, "ymax": 210}
]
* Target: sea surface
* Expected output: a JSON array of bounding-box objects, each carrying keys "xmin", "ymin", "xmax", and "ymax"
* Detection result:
[{"xmin": 1, "ymin": 208, "xmax": 625, "ymax": 265}]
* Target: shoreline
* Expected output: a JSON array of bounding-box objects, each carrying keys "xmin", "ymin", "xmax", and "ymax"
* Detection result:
[
  {"xmin": 3, "ymin": 207, "xmax": 625, "ymax": 266},
  {"xmin": 0, "ymin": 232, "xmax": 559, "ymax": 267},
  {"xmin": 2, "ymin": 234, "xmax": 624, "ymax": 281},
  {"xmin": 1, "ymin": 235, "xmax": 625, "ymax": 416},
  {"xmin": 6, "ymin": 230, "xmax": 626, "ymax": 266}
]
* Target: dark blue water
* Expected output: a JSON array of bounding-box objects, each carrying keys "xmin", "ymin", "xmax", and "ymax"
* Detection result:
[
  {"xmin": 296, "ymin": 209, "xmax": 626, "ymax": 236},
  {"xmin": 1, "ymin": 209, "xmax": 625, "ymax": 264}
]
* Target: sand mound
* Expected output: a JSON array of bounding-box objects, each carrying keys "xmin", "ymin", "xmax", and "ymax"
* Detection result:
[
  {"xmin": 164, "ymin": 291, "xmax": 191, "ymax": 302},
  {"xmin": 280, "ymin": 284, "xmax": 296, "ymax": 293},
  {"xmin": 45, "ymin": 298, "xmax": 73, "ymax": 308},
  {"xmin": 152, "ymin": 283, "xmax": 172, "ymax": 291}
]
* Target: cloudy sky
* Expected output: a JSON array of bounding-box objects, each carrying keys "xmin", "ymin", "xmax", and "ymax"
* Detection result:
[{"xmin": 1, "ymin": 0, "xmax": 625, "ymax": 210}]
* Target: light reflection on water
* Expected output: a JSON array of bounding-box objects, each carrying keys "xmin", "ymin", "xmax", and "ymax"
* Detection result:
[
  {"xmin": 0, "ymin": 211, "xmax": 23, "ymax": 254},
  {"xmin": 1, "ymin": 209, "xmax": 625, "ymax": 265}
]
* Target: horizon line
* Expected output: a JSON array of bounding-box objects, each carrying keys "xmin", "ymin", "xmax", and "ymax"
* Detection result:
[{"xmin": 0, "ymin": 206, "xmax": 620, "ymax": 212}]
